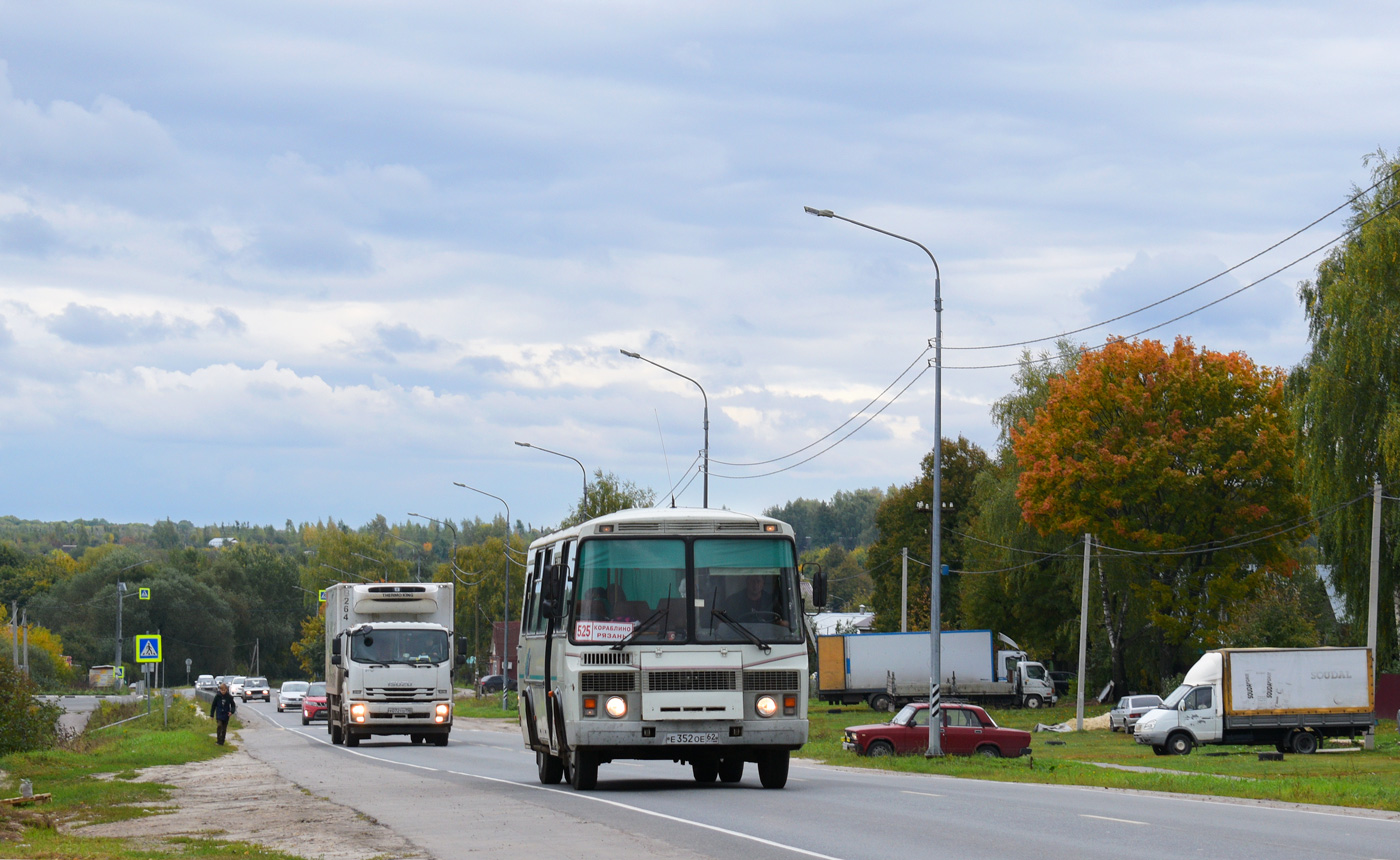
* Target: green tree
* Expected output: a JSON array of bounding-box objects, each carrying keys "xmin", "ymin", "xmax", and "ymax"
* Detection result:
[
  {"xmin": 865, "ymin": 436, "xmax": 991, "ymax": 631},
  {"xmin": 1291, "ymin": 150, "xmax": 1400, "ymax": 670},
  {"xmin": 0, "ymin": 655, "xmax": 60, "ymax": 754},
  {"xmin": 1014, "ymin": 336, "xmax": 1307, "ymax": 687},
  {"xmin": 562, "ymin": 470, "xmax": 657, "ymax": 527}
]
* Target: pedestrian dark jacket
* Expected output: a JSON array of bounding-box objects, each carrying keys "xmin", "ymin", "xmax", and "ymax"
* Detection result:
[{"xmin": 210, "ymin": 691, "xmax": 238, "ymax": 722}]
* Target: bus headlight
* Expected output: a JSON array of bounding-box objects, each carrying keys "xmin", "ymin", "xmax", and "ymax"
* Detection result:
[
  {"xmin": 605, "ymin": 696, "xmax": 628, "ymax": 719},
  {"xmin": 350, "ymin": 702, "xmax": 368, "ymax": 723},
  {"xmin": 756, "ymin": 695, "xmax": 778, "ymax": 718},
  {"xmin": 435, "ymin": 703, "xmax": 451, "ymax": 723}
]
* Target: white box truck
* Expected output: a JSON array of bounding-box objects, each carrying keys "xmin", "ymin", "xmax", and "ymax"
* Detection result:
[
  {"xmin": 817, "ymin": 629, "xmax": 1058, "ymax": 710},
  {"xmin": 324, "ymin": 582, "xmax": 459, "ymax": 747},
  {"xmin": 1134, "ymin": 647, "xmax": 1375, "ymax": 755}
]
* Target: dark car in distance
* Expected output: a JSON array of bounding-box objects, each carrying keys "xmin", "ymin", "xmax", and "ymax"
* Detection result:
[
  {"xmin": 476, "ymin": 674, "xmax": 517, "ymax": 696},
  {"xmin": 843, "ymin": 702, "xmax": 1033, "ymax": 758},
  {"xmin": 1047, "ymin": 670, "xmax": 1076, "ymax": 697}
]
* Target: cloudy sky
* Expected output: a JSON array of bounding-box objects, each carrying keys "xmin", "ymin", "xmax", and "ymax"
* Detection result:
[{"xmin": 2, "ymin": 2, "xmax": 1397, "ymax": 530}]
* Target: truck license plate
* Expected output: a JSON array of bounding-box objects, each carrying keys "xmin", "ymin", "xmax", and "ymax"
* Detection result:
[
  {"xmin": 664, "ymin": 732, "xmax": 720, "ymax": 744},
  {"xmin": 388, "ymin": 707, "xmax": 412, "ymax": 714}
]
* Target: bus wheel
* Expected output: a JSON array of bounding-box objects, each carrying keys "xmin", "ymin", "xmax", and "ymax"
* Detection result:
[
  {"xmin": 718, "ymin": 757, "xmax": 745, "ymax": 783},
  {"xmin": 537, "ymin": 751, "xmax": 563, "ymax": 784},
  {"xmin": 569, "ymin": 749, "xmax": 598, "ymax": 791},
  {"xmin": 758, "ymin": 750, "xmax": 790, "ymax": 789},
  {"xmin": 691, "ymin": 759, "xmax": 718, "ymax": 783}
]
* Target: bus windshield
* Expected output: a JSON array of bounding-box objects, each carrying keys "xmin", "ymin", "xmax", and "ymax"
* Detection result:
[
  {"xmin": 694, "ymin": 538, "xmax": 801, "ymax": 644},
  {"xmin": 568, "ymin": 536, "xmax": 801, "ymax": 645}
]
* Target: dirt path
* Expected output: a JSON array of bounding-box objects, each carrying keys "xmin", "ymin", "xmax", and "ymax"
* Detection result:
[{"xmin": 74, "ymin": 718, "xmax": 432, "ymax": 859}]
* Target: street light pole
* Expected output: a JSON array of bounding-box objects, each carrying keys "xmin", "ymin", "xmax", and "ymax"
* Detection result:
[
  {"xmin": 619, "ymin": 349, "xmax": 709, "ymax": 508},
  {"xmin": 112, "ymin": 560, "xmax": 150, "ymax": 683},
  {"xmin": 805, "ymin": 205, "xmax": 944, "ymax": 756},
  {"xmin": 515, "ymin": 441, "xmax": 589, "ymax": 515},
  {"xmin": 453, "ymin": 482, "xmax": 514, "ymax": 710}
]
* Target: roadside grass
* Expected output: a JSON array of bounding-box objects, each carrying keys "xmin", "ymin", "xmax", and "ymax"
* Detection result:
[
  {"xmin": 0, "ymin": 698, "xmax": 301, "ymax": 859},
  {"xmin": 802, "ymin": 700, "xmax": 1400, "ymax": 812},
  {"xmin": 454, "ymin": 691, "xmax": 519, "ymax": 720}
]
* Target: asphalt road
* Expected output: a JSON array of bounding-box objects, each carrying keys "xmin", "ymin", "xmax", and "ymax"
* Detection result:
[{"xmin": 234, "ymin": 700, "xmax": 1400, "ymax": 860}]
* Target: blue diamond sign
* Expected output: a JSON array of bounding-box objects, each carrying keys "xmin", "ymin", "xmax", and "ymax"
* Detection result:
[{"xmin": 135, "ymin": 634, "xmax": 162, "ymax": 663}]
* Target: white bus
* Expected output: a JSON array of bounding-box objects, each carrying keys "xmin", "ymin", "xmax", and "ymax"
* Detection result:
[{"xmin": 517, "ymin": 507, "xmax": 825, "ymax": 790}]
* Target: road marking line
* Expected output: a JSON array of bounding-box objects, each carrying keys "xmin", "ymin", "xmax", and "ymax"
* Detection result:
[
  {"xmin": 1080, "ymin": 814, "xmax": 1149, "ymax": 826},
  {"xmin": 901, "ymin": 791, "xmax": 943, "ymax": 798}
]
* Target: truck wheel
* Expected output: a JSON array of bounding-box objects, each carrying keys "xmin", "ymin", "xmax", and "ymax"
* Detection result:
[
  {"xmin": 331, "ymin": 724, "xmax": 343, "ymax": 745},
  {"xmin": 866, "ymin": 740, "xmax": 895, "ymax": 757},
  {"xmin": 692, "ymin": 759, "xmax": 718, "ymax": 783},
  {"xmin": 976, "ymin": 745, "xmax": 1001, "ymax": 758},
  {"xmin": 410, "ymin": 734, "xmax": 423, "ymax": 744},
  {"xmin": 1151, "ymin": 745, "xmax": 1167, "ymax": 756},
  {"xmin": 537, "ymin": 751, "xmax": 563, "ymax": 785},
  {"xmin": 345, "ymin": 731, "xmax": 360, "ymax": 748},
  {"xmin": 1166, "ymin": 733, "xmax": 1192, "ymax": 756},
  {"xmin": 1290, "ymin": 731, "xmax": 1319, "ymax": 755},
  {"xmin": 718, "ymin": 757, "xmax": 744, "ymax": 783},
  {"xmin": 433, "ymin": 733, "xmax": 449, "ymax": 747},
  {"xmin": 869, "ymin": 693, "xmax": 893, "ymax": 713},
  {"xmin": 758, "ymin": 750, "xmax": 790, "ymax": 789},
  {"xmin": 569, "ymin": 749, "xmax": 598, "ymax": 791},
  {"xmin": 1024, "ymin": 695, "xmax": 1044, "ymax": 710}
]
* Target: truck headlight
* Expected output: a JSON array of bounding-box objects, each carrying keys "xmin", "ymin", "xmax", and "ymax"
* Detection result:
[
  {"xmin": 605, "ymin": 696, "xmax": 627, "ymax": 719},
  {"xmin": 435, "ymin": 703, "xmax": 451, "ymax": 723},
  {"xmin": 1137, "ymin": 719, "xmax": 1154, "ymax": 732},
  {"xmin": 756, "ymin": 695, "xmax": 778, "ymax": 718},
  {"xmin": 350, "ymin": 702, "xmax": 368, "ymax": 723}
]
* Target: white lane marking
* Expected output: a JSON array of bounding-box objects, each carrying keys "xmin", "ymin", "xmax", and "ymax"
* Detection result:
[
  {"xmin": 1074, "ymin": 786, "xmax": 1400, "ymax": 823},
  {"xmin": 901, "ymin": 791, "xmax": 943, "ymax": 798},
  {"xmin": 1080, "ymin": 814, "xmax": 1149, "ymax": 826},
  {"xmin": 440, "ymin": 766, "xmax": 848, "ymax": 860}
]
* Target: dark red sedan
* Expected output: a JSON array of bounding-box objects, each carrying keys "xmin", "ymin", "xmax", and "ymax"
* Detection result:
[
  {"xmin": 843, "ymin": 702, "xmax": 1032, "ymax": 758},
  {"xmin": 301, "ymin": 681, "xmax": 328, "ymax": 725}
]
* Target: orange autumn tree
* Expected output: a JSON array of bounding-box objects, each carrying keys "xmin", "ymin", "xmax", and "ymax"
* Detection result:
[{"xmin": 1012, "ymin": 336, "xmax": 1305, "ymax": 688}]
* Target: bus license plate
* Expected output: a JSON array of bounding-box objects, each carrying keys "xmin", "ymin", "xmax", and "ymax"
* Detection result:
[{"xmin": 664, "ymin": 732, "xmax": 720, "ymax": 744}]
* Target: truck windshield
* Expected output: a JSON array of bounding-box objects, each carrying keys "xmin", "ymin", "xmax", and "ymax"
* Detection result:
[
  {"xmin": 1024, "ymin": 664, "xmax": 1047, "ymax": 681},
  {"xmin": 350, "ymin": 628, "xmax": 449, "ymax": 664},
  {"xmin": 694, "ymin": 539, "xmax": 801, "ymax": 645},
  {"xmin": 1160, "ymin": 683, "xmax": 1191, "ymax": 709}
]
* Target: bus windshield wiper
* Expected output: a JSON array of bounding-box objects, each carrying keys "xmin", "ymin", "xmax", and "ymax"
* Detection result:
[
  {"xmin": 611, "ymin": 607, "xmax": 668, "ymax": 651},
  {"xmin": 710, "ymin": 608, "xmax": 771, "ymax": 654}
]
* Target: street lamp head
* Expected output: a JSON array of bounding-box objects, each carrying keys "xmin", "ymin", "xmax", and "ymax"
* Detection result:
[
  {"xmin": 514, "ymin": 441, "xmax": 531, "ymax": 448},
  {"xmin": 452, "ymin": 481, "xmax": 466, "ymax": 488},
  {"xmin": 620, "ymin": 349, "xmax": 641, "ymax": 359},
  {"xmin": 804, "ymin": 206, "xmax": 834, "ymax": 217}
]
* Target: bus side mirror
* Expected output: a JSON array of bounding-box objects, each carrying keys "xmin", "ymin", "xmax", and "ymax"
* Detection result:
[
  {"xmin": 540, "ymin": 563, "xmax": 568, "ymax": 620},
  {"xmin": 804, "ymin": 563, "xmax": 827, "ymax": 608}
]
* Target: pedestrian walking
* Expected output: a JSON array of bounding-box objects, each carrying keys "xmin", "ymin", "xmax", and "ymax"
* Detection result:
[{"xmin": 210, "ymin": 682, "xmax": 237, "ymax": 745}]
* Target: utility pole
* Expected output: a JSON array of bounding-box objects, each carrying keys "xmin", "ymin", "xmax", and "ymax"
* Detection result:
[
  {"xmin": 1076, "ymin": 534, "xmax": 1091, "ymax": 731},
  {"xmin": 901, "ymin": 548, "xmax": 909, "ymax": 632},
  {"xmin": 21, "ymin": 608, "xmax": 29, "ymax": 676}
]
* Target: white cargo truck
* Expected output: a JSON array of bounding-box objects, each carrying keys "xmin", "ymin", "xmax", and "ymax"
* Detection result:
[
  {"xmin": 817, "ymin": 629, "xmax": 1058, "ymax": 710},
  {"xmin": 1134, "ymin": 647, "xmax": 1375, "ymax": 755},
  {"xmin": 324, "ymin": 582, "xmax": 459, "ymax": 747}
]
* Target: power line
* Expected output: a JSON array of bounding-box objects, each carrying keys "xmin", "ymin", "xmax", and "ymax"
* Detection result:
[{"xmin": 946, "ymin": 168, "xmax": 1400, "ymax": 353}]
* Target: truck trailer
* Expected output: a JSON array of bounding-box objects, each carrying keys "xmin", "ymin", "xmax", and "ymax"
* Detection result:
[
  {"xmin": 324, "ymin": 581, "xmax": 459, "ymax": 747},
  {"xmin": 817, "ymin": 629, "xmax": 1058, "ymax": 710},
  {"xmin": 1134, "ymin": 647, "xmax": 1375, "ymax": 755}
]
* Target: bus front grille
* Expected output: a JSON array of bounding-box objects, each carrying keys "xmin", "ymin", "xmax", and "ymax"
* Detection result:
[
  {"xmin": 647, "ymin": 670, "xmax": 737, "ymax": 692},
  {"xmin": 744, "ymin": 670, "xmax": 802, "ymax": 691},
  {"xmin": 580, "ymin": 672, "xmax": 637, "ymax": 693}
]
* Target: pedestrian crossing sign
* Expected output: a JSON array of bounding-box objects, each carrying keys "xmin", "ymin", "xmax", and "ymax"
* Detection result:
[
  {"xmin": 135, "ymin": 634, "xmax": 162, "ymax": 663},
  {"xmin": 318, "ymin": 589, "xmax": 326, "ymax": 602},
  {"xmin": 115, "ymin": 666, "xmax": 125, "ymax": 679},
  {"xmin": 139, "ymin": 587, "xmax": 151, "ymax": 600}
]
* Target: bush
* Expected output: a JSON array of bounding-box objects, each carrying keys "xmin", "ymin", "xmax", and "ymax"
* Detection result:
[{"xmin": 0, "ymin": 655, "xmax": 61, "ymax": 755}]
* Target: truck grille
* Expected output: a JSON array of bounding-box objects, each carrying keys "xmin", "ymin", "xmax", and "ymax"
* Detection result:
[
  {"xmin": 580, "ymin": 672, "xmax": 637, "ymax": 692},
  {"xmin": 647, "ymin": 670, "xmax": 737, "ymax": 692},
  {"xmin": 365, "ymin": 686, "xmax": 436, "ymax": 701},
  {"xmin": 744, "ymin": 670, "xmax": 802, "ymax": 691}
]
